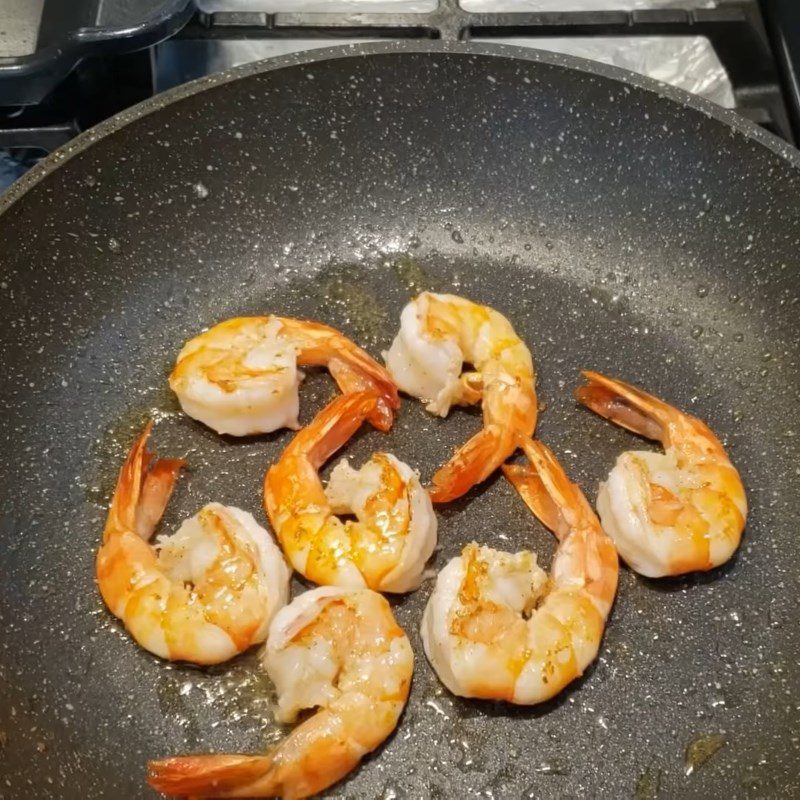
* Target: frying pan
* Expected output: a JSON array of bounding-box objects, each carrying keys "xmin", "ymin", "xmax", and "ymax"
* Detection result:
[{"xmin": 1, "ymin": 41, "xmax": 799, "ymax": 799}]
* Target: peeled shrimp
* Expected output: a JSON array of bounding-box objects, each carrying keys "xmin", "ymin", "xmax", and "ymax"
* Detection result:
[
  {"xmin": 96, "ymin": 423, "xmax": 290, "ymax": 665},
  {"xmin": 264, "ymin": 391, "xmax": 437, "ymax": 592},
  {"xmin": 576, "ymin": 370, "xmax": 747, "ymax": 577},
  {"xmin": 148, "ymin": 585, "xmax": 413, "ymax": 799},
  {"xmin": 170, "ymin": 316, "xmax": 399, "ymax": 436},
  {"xmin": 385, "ymin": 292, "xmax": 537, "ymax": 502},
  {"xmin": 422, "ymin": 438, "xmax": 618, "ymax": 703}
]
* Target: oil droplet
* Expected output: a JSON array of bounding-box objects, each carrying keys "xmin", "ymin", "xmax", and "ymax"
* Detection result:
[
  {"xmin": 533, "ymin": 760, "xmax": 567, "ymax": 775},
  {"xmin": 690, "ymin": 326, "xmax": 703, "ymax": 339},
  {"xmin": 635, "ymin": 763, "xmax": 661, "ymax": 800},
  {"xmin": 684, "ymin": 733, "xmax": 725, "ymax": 775},
  {"xmin": 391, "ymin": 257, "xmax": 434, "ymax": 296},
  {"xmin": 697, "ymin": 285, "xmax": 709, "ymax": 298},
  {"xmin": 708, "ymin": 694, "xmax": 726, "ymax": 709}
]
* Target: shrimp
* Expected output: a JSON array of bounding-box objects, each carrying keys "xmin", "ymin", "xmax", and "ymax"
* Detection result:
[
  {"xmin": 421, "ymin": 438, "xmax": 618, "ymax": 704},
  {"xmin": 264, "ymin": 391, "xmax": 437, "ymax": 592},
  {"xmin": 169, "ymin": 316, "xmax": 399, "ymax": 436},
  {"xmin": 96, "ymin": 423, "xmax": 290, "ymax": 665},
  {"xmin": 148, "ymin": 585, "xmax": 414, "ymax": 799},
  {"xmin": 384, "ymin": 292, "xmax": 537, "ymax": 503},
  {"xmin": 575, "ymin": 370, "xmax": 747, "ymax": 577}
]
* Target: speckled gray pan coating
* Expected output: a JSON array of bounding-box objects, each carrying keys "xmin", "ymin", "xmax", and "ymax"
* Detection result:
[{"xmin": 0, "ymin": 42, "xmax": 799, "ymax": 800}]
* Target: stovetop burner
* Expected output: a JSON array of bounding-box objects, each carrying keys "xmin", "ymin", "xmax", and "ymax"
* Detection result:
[{"xmin": 1, "ymin": 0, "xmax": 799, "ymax": 190}]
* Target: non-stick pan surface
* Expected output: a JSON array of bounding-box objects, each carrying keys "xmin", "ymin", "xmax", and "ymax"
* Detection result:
[{"xmin": 1, "ymin": 42, "xmax": 799, "ymax": 799}]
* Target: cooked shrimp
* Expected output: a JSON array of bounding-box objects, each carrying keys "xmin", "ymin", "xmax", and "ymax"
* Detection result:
[
  {"xmin": 576, "ymin": 370, "xmax": 747, "ymax": 577},
  {"xmin": 170, "ymin": 316, "xmax": 399, "ymax": 436},
  {"xmin": 422, "ymin": 438, "xmax": 618, "ymax": 703},
  {"xmin": 96, "ymin": 422, "xmax": 290, "ymax": 665},
  {"xmin": 384, "ymin": 292, "xmax": 536, "ymax": 502},
  {"xmin": 148, "ymin": 585, "xmax": 413, "ymax": 799},
  {"xmin": 264, "ymin": 391, "xmax": 437, "ymax": 592}
]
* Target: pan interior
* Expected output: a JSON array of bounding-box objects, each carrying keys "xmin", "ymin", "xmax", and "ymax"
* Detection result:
[{"xmin": 0, "ymin": 47, "xmax": 798, "ymax": 799}]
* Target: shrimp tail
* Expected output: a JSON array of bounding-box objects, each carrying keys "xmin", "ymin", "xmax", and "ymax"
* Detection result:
[
  {"xmin": 503, "ymin": 439, "xmax": 589, "ymax": 540},
  {"xmin": 328, "ymin": 357, "xmax": 399, "ymax": 432},
  {"xmin": 275, "ymin": 391, "xmax": 379, "ymax": 469},
  {"xmin": 429, "ymin": 424, "xmax": 515, "ymax": 503},
  {"xmin": 503, "ymin": 463, "xmax": 567, "ymax": 540},
  {"xmin": 283, "ymin": 317, "xmax": 400, "ymax": 432},
  {"xmin": 147, "ymin": 754, "xmax": 274, "ymax": 797},
  {"xmin": 574, "ymin": 370, "xmax": 665, "ymax": 440},
  {"xmin": 136, "ymin": 456, "xmax": 186, "ymax": 539},
  {"xmin": 505, "ymin": 438, "xmax": 619, "ymax": 614},
  {"xmin": 105, "ymin": 422, "xmax": 185, "ymax": 543}
]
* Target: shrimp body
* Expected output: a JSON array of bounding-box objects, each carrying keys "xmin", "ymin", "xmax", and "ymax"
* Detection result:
[
  {"xmin": 576, "ymin": 371, "xmax": 747, "ymax": 577},
  {"xmin": 96, "ymin": 423, "xmax": 290, "ymax": 665},
  {"xmin": 170, "ymin": 316, "xmax": 399, "ymax": 436},
  {"xmin": 264, "ymin": 392, "xmax": 437, "ymax": 593},
  {"xmin": 385, "ymin": 293, "xmax": 537, "ymax": 502},
  {"xmin": 422, "ymin": 439, "xmax": 617, "ymax": 704},
  {"xmin": 148, "ymin": 586, "xmax": 414, "ymax": 799}
]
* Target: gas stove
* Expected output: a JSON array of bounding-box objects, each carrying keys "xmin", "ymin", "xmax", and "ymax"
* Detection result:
[{"xmin": 1, "ymin": 0, "xmax": 799, "ymax": 190}]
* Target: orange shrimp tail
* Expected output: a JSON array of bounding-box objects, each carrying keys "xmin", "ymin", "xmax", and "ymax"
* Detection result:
[
  {"xmin": 429, "ymin": 424, "xmax": 516, "ymax": 503},
  {"xmin": 285, "ymin": 317, "xmax": 400, "ymax": 432},
  {"xmin": 504, "ymin": 438, "xmax": 595, "ymax": 541},
  {"xmin": 575, "ymin": 370, "xmax": 665, "ymax": 441},
  {"xmin": 505, "ymin": 439, "xmax": 619, "ymax": 610},
  {"xmin": 502, "ymin": 462, "xmax": 566, "ymax": 540},
  {"xmin": 105, "ymin": 422, "xmax": 185, "ymax": 542},
  {"xmin": 147, "ymin": 754, "xmax": 273, "ymax": 797},
  {"xmin": 275, "ymin": 391, "xmax": 378, "ymax": 469},
  {"xmin": 328, "ymin": 356, "xmax": 400, "ymax": 432}
]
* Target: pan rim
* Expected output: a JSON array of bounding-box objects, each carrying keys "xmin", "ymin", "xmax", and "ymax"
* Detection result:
[{"xmin": 1, "ymin": 39, "xmax": 799, "ymax": 218}]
